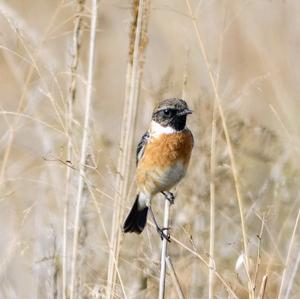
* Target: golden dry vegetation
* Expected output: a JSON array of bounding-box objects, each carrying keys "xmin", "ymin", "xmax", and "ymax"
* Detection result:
[{"xmin": 0, "ymin": 0, "xmax": 300, "ymax": 298}]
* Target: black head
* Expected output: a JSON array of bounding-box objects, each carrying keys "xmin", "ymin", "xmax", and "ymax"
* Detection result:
[{"xmin": 152, "ymin": 98, "xmax": 192, "ymax": 131}]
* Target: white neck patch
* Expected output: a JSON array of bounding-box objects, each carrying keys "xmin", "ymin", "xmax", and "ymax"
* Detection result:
[{"xmin": 150, "ymin": 121, "xmax": 177, "ymax": 136}]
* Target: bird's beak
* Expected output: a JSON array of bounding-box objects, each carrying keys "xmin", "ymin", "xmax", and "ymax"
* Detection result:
[{"xmin": 178, "ymin": 108, "xmax": 192, "ymax": 116}]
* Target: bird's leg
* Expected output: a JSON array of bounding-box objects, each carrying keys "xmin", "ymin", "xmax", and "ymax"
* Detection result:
[
  {"xmin": 161, "ymin": 191, "xmax": 175, "ymax": 205},
  {"xmin": 148, "ymin": 205, "xmax": 170, "ymax": 242}
]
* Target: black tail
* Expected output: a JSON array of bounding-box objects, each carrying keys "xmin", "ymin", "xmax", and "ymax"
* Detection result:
[{"xmin": 123, "ymin": 195, "xmax": 148, "ymax": 234}]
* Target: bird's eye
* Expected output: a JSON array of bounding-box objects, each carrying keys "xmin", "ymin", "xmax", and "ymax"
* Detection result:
[{"xmin": 163, "ymin": 109, "xmax": 171, "ymax": 116}]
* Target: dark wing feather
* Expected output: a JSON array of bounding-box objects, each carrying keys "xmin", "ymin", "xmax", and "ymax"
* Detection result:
[{"xmin": 136, "ymin": 131, "xmax": 149, "ymax": 165}]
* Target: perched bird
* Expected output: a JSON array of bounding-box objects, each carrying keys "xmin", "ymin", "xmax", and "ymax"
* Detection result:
[{"xmin": 123, "ymin": 98, "xmax": 193, "ymax": 238}]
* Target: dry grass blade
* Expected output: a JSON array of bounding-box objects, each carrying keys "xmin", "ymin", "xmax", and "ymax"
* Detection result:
[
  {"xmin": 69, "ymin": 0, "xmax": 98, "ymax": 298},
  {"xmin": 166, "ymin": 256, "xmax": 185, "ymax": 299},
  {"xmin": 278, "ymin": 206, "xmax": 300, "ymax": 299},
  {"xmin": 258, "ymin": 275, "xmax": 268, "ymax": 299},
  {"xmin": 0, "ymin": 111, "xmax": 65, "ymax": 135},
  {"xmin": 0, "ymin": 3, "xmax": 63, "ymax": 185},
  {"xmin": 209, "ymin": 100, "xmax": 217, "ymax": 299},
  {"xmin": 284, "ymin": 248, "xmax": 300, "ymax": 299}
]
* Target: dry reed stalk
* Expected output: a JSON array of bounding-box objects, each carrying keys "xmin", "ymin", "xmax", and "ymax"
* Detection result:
[
  {"xmin": 277, "ymin": 206, "xmax": 300, "ymax": 299},
  {"xmin": 69, "ymin": 0, "xmax": 98, "ymax": 298},
  {"xmin": 284, "ymin": 247, "xmax": 300, "ymax": 299},
  {"xmin": 105, "ymin": 0, "xmax": 148, "ymax": 298},
  {"xmin": 181, "ymin": 47, "xmax": 189, "ymax": 99},
  {"xmin": 184, "ymin": 1, "xmax": 253, "ymax": 297},
  {"xmin": 208, "ymin": 100, "xmax": 217, "ymax": 299},
  {"xmin": 258, "ymin": 275, "xmax": 268, "ymax": 299},
  {"xmin": 208, "ymin": 24, "xmax": 224, "ymax": 298},
  {"xmin": 157, "ymin": 47, "xmax": 189, "ymax": 299},
  {"xmin": 63, "ymin": 1, "xmax": 85, "ymax": 299},
  {"xmin": 157, "ymin": 42, "xmax": 190, "ymax": 299},
  {"xmin": 159, "ymin": 197, "xmax": 171, "ymax": 299}
]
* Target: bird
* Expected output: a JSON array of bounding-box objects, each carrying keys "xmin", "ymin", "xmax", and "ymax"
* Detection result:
[{"xmin": 123, "ymin": 98, "xmax": 193, "ymax": 239}]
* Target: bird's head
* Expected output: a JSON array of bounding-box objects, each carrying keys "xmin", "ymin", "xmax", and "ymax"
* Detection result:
[{"xmin": 152, "ymin": 98, "xmax": 192, "ymax": 131}]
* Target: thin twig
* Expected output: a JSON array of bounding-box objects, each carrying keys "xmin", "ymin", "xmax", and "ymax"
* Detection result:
[
  {"xmin": 253, "ymin": 213, "xmax": 265, "ymax": 295},
  {"xmin": 166, "ymin": 256, "xmax": 185, "ymax": 299},
  {"xmin": 169, "ymin": 235, "xmax": 239, "ymax": 299},
  {"xmin": 69, "ymin": 0, "xmax": 98, "ymax": 298}
]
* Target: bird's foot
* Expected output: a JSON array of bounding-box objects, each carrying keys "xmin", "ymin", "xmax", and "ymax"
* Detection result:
[
  {"xmin": 161, "ymin": 191, "xmax": 175, "ymax": 205},
  {"xmin": 157, "ymin": 226, "xmax": 171, "ymax": 242}
]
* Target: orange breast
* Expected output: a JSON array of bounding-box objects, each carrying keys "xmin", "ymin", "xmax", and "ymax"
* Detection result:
[{"xmin": 136, "ymin": 129, "xmax": 193, "ymax": 195}]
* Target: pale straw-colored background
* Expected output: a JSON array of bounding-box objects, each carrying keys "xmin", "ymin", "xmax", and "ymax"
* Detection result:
[{"xmin": 0, "ymin": 1, "xmax": 300, "ymax": 298}]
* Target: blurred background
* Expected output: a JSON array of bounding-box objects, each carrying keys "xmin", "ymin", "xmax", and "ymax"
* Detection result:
[{"xmin": 0, "ymin": 0, "xmax": 300, "ymax": 298}]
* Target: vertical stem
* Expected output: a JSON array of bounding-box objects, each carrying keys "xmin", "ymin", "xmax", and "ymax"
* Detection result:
[
  {"xmin": 209, "ymin": 101, "xmax": 217, "ymax": 299},
  {"xmin": 63, "ymin": 2, "xmax": 84, "ymax": 298},
  {"xmin": 278, "ymin": 206, "xmax": 300, "ymax": 299},
  {"xmin": 253, "ymin": 214, "xmax": 265, "ymax": 295},
  {"xmin": 105, "ymin": 0, "xmax": 148, "ymax": 297},
  {"xmin": 159, "ymin": 198, "xmax": 170, "ymax": 299},
  {"xmin": 69, "ymin": 0, "xmax": 98, "ymax": 298},
  {"xmin": 284, "ymin": 248, "xmax": 300, "ymax": 299}
]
